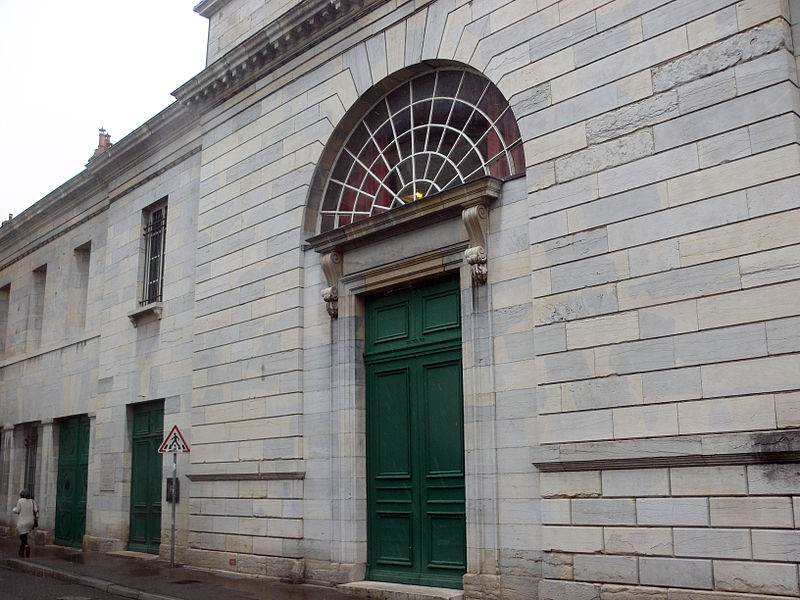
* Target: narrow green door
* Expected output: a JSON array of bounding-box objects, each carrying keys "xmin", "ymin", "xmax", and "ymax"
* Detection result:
[
  {"xmin": 128, "ymin": 402, "xmax": 163, "ymax": 554},
  {"xmin": 365, "ymin": 276, "xmax": 466, "ymax": 589},
  {"xmin": 55, "ymin": 415, "xmax": 89, "ymax": 547}
]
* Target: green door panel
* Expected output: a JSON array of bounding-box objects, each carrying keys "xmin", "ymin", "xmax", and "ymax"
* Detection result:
[
  {"xmin": 128, "ymin": 402, "xmax": 163, "ymax": 554},
  {"xmin": 366, "ymin": 276, "xmax": 465, "ymax": 589},
  {"xmin": 55, "ymin": 415, "xmax": 90, "ymax": 547}
]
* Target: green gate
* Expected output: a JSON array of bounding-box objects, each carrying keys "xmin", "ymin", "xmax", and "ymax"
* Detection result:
[
  {"xmin": 55, "ymin": 415, "xmax": 90, "ymax": 547},
  {"xmin": 128, "ymin": 402, "xmax": 163, "ymax": 554},
  {"xmin": 365, "ymin": 276, "xmax": 466, "ymax": 589}
]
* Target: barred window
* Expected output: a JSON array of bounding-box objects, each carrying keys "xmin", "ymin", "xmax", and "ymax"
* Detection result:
[
  {"xmin": 320, "ymin": 69, "xmax": 524, "ymax": 232},
  {"xmin": 141, "ymin": 204, "xmax": 167, "ymax": 305}
]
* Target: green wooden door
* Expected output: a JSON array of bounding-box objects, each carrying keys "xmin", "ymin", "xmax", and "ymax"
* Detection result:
[
  {"xmin": 365, "ymin": 276, "xmax": 466, "ymax": 589},
  {"xmin": 55, "ymin": 415, "xmax": 90, "ymax": 547},
  {"xmin": 128, "ymin": 402, "xmax": 163, "ymax": 554}
]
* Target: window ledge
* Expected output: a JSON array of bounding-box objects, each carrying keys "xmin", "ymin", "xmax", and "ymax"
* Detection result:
[{"xmin": 128, "ymin": 302, "xmax": 163, "ymax": 327}]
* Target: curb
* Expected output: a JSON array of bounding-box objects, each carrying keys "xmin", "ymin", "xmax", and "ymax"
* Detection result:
[{"xmin": 2, "ymin": 558, "xmax": 178, "ymax": 600}]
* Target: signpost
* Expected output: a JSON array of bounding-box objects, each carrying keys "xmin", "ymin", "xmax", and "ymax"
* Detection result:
[{"xmin": 158, "ymin": 425, "xmax": 189, "ymax": 567}]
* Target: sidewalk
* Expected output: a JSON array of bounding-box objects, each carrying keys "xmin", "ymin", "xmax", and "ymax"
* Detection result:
[{"xmin": 0, "ymin": 536, "xmax": 351, "ymax": 600}]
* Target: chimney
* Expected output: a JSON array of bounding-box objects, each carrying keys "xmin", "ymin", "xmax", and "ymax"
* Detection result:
[{"xmin": 93, "ymin": 127, "xmax": 112, "ymax": 157}]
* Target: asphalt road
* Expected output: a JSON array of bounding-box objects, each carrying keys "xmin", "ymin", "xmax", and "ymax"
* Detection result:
[{"xmin": 0, "ymin": 564, "xmax": 133, "ymax": 600}]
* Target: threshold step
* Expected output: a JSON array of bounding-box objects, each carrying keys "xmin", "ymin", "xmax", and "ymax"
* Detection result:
[
  {"xmin": 106, "ymin": 550, "xmax": 160, "ymax": 560},
  {"xmin": 338, "ymin": 581, "xmax": 463, "ymax": 600}
]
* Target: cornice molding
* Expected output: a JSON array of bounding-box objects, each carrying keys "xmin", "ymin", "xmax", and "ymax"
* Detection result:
[
  {"xmin": 533, "ymin": 430, "xmax": 800, "ymax": 472},
  {"xmin": 173, "ymin": 0, "xmax": 390, "ymax": 109},
  {"xmin": 193, "ymin": 0, "xmax": 236, "ymax": 18},
  {"xmin": 306, "ymin": 177, "xmax": 502, "ymax": 255},
  {"xmin": 0, "ymin": 145, "xmax": 201, "ymax": 274}
]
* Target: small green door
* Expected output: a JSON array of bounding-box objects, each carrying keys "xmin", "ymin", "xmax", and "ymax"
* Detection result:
[
  {"xmin": 55, "ymin": 415, "xmax": 90, "ymax": 547},
  {"xmin": 128, "ymin": 402, "xmax": 163, "ymax": 554},
  {"xmin": 365, "ymin": 276, "xmax": 466, "ymax": 589}
]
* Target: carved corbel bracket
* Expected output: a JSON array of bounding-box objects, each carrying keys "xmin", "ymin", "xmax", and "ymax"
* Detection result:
[
  {"xmin": 320, "ymin": 251, "xmax": 343, "ymax": 317},
  {"xmin": 462, "ymin": 204, "xmax": 489, "ymax": 285}
]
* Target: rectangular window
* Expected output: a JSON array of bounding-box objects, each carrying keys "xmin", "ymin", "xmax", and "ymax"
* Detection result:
[
  {"xmin": 71, "ymin": 242, "xmax": 91, "ymax": 333},
  {"xmin": 141, "ymin": 202, "xmax": 167, "ymax": 305},
  {"xmin": 0, "ymin": 284, "xmax": 9, "ymax": 354},
  {"xmin": 27, "ymin": 265, "xmax": 47, "ymax": 351},
  {"xmin": 24, "ymin": 424, "xmax": 38, "ymax": 498}
]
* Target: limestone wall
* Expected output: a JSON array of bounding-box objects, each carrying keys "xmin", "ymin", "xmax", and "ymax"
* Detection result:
[
  {"xmin": 523, "ymin": 0, "xmax": 800, "ymax": 597},
  {"xmin": 188, "ymin": 0, "xmax": 800, "ymax": 596}
]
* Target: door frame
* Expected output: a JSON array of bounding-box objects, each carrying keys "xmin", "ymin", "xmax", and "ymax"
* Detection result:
[{"xmin": 306, "ymin": 176, "xmax": 517, "ymax": 590}]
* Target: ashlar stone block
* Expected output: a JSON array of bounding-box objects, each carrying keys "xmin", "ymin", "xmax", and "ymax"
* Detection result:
[
  {"xmin": 697, "ymin": 280, "xmax": 800, "ymax": 329},
  {"xmin": 637, "ymin": 497, "xmax": 709, "ymax": 526},
  {"xmin": 572, "ymin": 498, "xmax": 636, "ymax": 525},
  {"xmin": 752, "ymin": 529, "xmax": 800, "ymax": 561},
  {"xmin": 687, "ymin": 6, "xmax": 738, "ymax": 49},
  {"xmin": 679, "ymin": 209, "xmax": 800, "ymax": 268},
  {"xmin": 566, "ymin": 311, "xmax": 640, "ymax": 350},
  {"xmin": 639, "ymin": 299, "xmax": 698, "ymax": 338},
  {"xmin": 776, "ymin": 392, "xmax": 800, "ymax": 428},
  {"xmin": 652, "ymin": 21, "xmax": 791, "ymax": 92},
  {"xmin": 639, "ymin": 557, "xmax": 712, "ymax": 589},
  {"xmin": 604, "ymin": 527, "xmax": 673, "ymax": 556},
  {"xmin": 674, "ymin": 528, "xmax": 751, "ymax": 559},
  {"xmin": 561, "ymin": 374, "xmax": 643, "ymax": 412},
  {"xmin": 612, "ymin": 404, "xmax": 678, "ymax": 439},
  {"xmin": 541, "ymin": 470, "xmax": 601, "ymax": 498},
  {"xmin": 701, "ymin": 354, "xmax": 800, "ymax": 397},
  {"xmin": 678, "ymin": 395, "xmax": 776, "ymax": 435},
  {"xmin": 602, "ymin": 468, "xmax": 669, "ymax": 498},
  {"xmin": 540, "ymin": 578, "xmax": 601, "ymax": 600},
  {"xmin": 671, "ymin": 466, "xmax": 747, "ymax": 496},
  {"xmin": 542, "ymin": 526, "xmax": 604, "ymax": 553},
  {"xmin": 736, "ymin": 0, "xmax": 791, "ymax": 31},
  {"xmin": 574, "ymin": 554, "xmax": 638, "ymax": 584},
  {"xmin": 748, "ymin": 464, "xmax": 800, "ymax": 495},
  {"xmin": 617, "ymin": 259, "xmax": 741, "ymax": 311},
  {"xmin": 586, "ymin": 91, "xmax": 678, "ymax": 144},
  {"xmin": 555, "ymin": 129, "xmax": 655, "ymax": 183},
  {"xmin": 710, "ymin": 497, "xmax": 794, "ymax": 528},
  {"xmin": 714, "ymin": 559, "xmax": 799, "ymax": 596}
]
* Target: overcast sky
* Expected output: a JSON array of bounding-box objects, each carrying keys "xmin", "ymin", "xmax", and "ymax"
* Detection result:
[{"xmin": 0, "ymin": 1, "xmax": 209, "ymax": 220}]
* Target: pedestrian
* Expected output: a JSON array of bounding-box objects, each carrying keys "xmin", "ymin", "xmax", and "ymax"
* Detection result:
[{"xmin": 12, "ymin": 489, "xmax": 38, "ymax": 557}]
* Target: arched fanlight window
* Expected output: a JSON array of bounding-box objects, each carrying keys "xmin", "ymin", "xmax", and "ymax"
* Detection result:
[{"xmin": 320, "ymin": 69, "xmax": 524, "ymax": 232}]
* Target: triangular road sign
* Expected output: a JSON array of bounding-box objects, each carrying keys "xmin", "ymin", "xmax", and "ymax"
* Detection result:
[{"xmin": 158, "ymin": 425, "xmax": 190, "ymax": 453}]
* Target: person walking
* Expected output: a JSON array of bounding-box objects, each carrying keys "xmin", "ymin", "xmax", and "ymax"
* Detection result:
[{"xmin": 12, "ymin": 489, "xmax": 38, "ymax": 557}]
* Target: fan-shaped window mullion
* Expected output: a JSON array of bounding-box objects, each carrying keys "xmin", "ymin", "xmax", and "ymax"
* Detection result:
[{"xmin": 320, "ymin": 68, "xmax": 522, "ymax": 233}]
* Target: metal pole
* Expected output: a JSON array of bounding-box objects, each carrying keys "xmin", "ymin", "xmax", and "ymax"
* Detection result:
[{"xmin": 171, "ymin": 451, "xmax": 177, "ymax": 568}]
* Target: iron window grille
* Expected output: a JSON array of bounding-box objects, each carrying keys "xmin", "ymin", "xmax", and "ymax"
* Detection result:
[{"xmin": 141, "ymin": 205, "xmax": 167, "ymax": 305}]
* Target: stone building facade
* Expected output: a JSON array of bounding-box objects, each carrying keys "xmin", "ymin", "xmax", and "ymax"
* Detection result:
[{"xmin": 2, "ymin": 0, "xmax": 800, "ymax": 598}]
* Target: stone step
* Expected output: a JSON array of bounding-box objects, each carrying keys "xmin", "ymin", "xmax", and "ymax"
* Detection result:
[{"xmin": 338, "ymin": 581, "xmax": 464, "ymax": 600}]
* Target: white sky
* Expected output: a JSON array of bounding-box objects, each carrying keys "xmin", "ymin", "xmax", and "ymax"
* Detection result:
[{"xmin": 0, "ymin": 1, "xmax": 209, "ymax": 220}]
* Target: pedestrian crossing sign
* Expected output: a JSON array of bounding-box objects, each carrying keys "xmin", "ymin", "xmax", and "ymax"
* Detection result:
[{"xmin": 158, "ymin": 425, "xmax": 190, "ymax": 453}]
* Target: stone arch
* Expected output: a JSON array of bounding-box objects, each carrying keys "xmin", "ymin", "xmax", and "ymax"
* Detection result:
[{"xmin": 302, "ymin": 60, "xmax": 525, "ymax": 238}]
